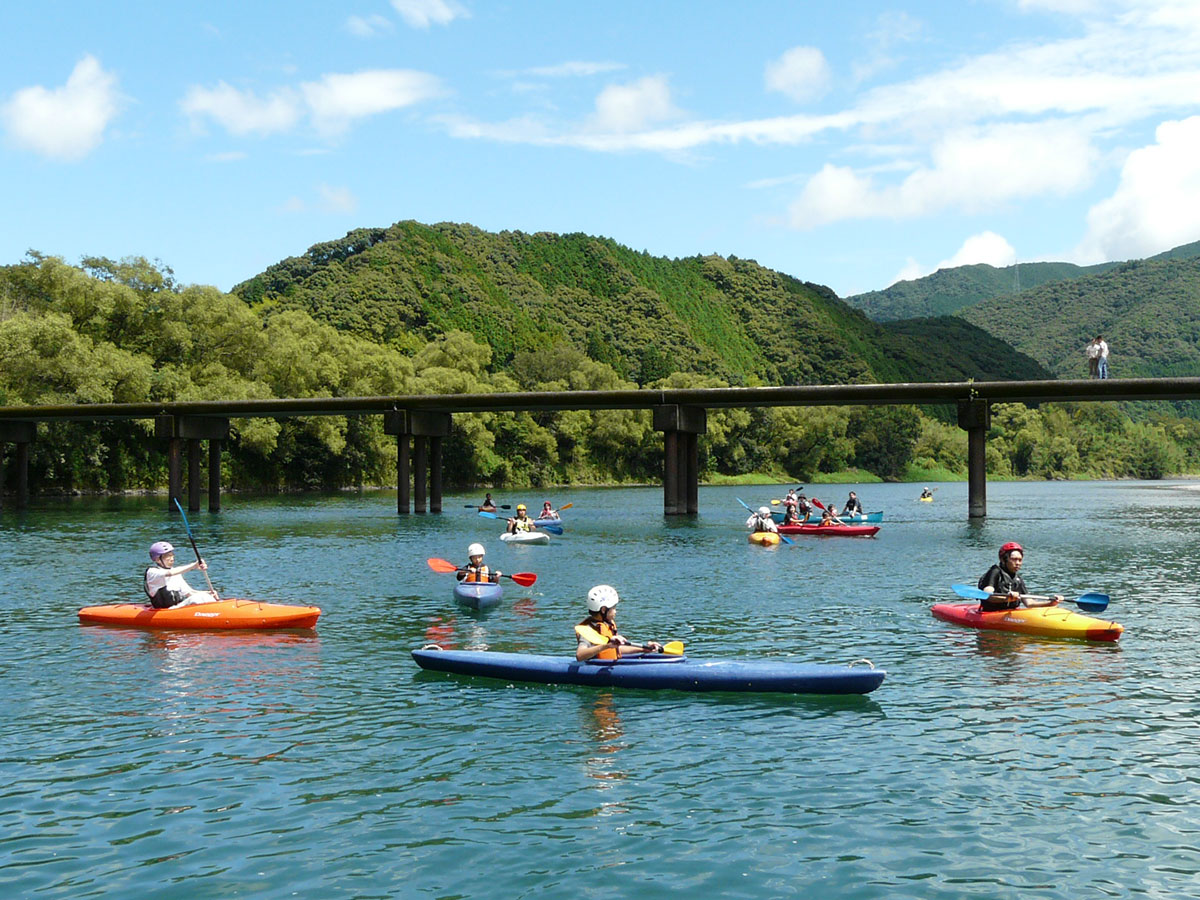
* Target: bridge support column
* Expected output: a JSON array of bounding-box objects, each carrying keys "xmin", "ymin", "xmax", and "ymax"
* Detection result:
[
  {"xmin": 654, "ymin": 406, "xmax": 707, "ymax": 516},
  {"xmin": 957, "ymin": 400, "xmax": 990, "ymax": 519},
  {"xmin": 0, "ymin": 421, "xmax": 36, "ymax": 511},
  {"xmin": 157, "ymin": 416, "xmax": 231, "ymax": 513},
  {"xmin": 386, "ymin": 411, "xmax": 452, "ymax": 515}
]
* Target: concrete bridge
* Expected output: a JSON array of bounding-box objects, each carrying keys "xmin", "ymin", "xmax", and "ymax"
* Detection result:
[{"xmin": 3, "ymin": 377, "xmax": 1198, "ymax": 517}]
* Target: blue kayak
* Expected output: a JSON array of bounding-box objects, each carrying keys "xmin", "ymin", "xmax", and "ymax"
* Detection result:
[
  {"xmin": 411, "ymin": 648, "xmax": 885, "ymax": 695},
  {"xmin": 533, "ymin": 516, "xmax": 562, "ymax": 528},
  {"xmin": 453, "ymin": 581, "xmax": 503, "ymax": 610},
  {"xmin": 772, "ymin": 510, "xmax": 883, "ymax": 524}
]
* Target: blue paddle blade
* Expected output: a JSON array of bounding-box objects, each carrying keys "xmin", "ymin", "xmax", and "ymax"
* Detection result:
[
  {"xmin": 778, "ymin": 533, "xmax": 793, "ymax": 545},
  {"xmin": 477, "ymin": 510, "xmax": 499, "ymax": 519},
  {"xmin": 1074, "ymin": 592, "xmax": 1110, "ymax": 612},
  {"xmin": 951, "ymin": 583, "xmax": 989, "ymax": 601},
  {"xmin": 540, "ymin": 524, "xmax": 564, "ymax": 535}
]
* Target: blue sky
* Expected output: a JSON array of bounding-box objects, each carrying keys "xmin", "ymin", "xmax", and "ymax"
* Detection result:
[{"xmin": 3, "ymin": 1, "xmax": 1199, "ymax": 299}]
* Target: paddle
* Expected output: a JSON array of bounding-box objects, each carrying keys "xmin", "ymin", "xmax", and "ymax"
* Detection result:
[
  {"xmin": 477, "ymin": 509, "xmax": 564, "ymax": 535},
  {"xmin": 172, "ymin": 498, "xmax": 220, "ymax": 599},
  {"xmin": 951, "ymin": 583, "xmax": 1110, "ymax": 613},
  {"xmin": 464, "ymin": 504, "xmax": 511, "ymax": 510},
  {"xmin": 575, "ymin": 623, "xmax": 683, "ymax": 655},
  {"xmin": 426, "ymin": 558, "xmax": 538, "ymax": 586},
  {"xmin": 735, "ymin": 497, "xmax": 793, "ymax": 544}
]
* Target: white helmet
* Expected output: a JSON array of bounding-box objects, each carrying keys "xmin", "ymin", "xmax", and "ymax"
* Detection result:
[
  {"xmin": 467, "ymin": 543, "xmax": 485, "ymax": 557},
  {"xmin": 758, "ymin": 506, "xmax": 770, "ymax": 516},
  {"xmin": 587, "ymin": 584, "xmax": 620, "ymax": 612}
]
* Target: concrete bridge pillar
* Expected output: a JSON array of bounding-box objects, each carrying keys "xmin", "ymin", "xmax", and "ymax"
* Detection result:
[
  {"xmin": 957, "ymin": 400, "xmax": 990, "ymax": 519},
  {"xmin": 0, "ymin": 421, "xmax": 36, "ymax": 510},
  {"xmin": 156, "ymin": 416, "xmax": 231, "ymax": 513},
  {"xmin": 654, "ymin": 405, "xmax": 706, "ymax": 515},
  {"xmin": 385, "ymin": 411, "xmax": 452, "ymax": 514}
]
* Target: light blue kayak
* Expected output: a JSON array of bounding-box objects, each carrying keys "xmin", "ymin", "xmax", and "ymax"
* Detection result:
[
  {"xmin": 772, "ymin": 509, "xmax": 882, "ymax": 524},
  {"xmin": 453, "ymin": 581, "xmax": 503, "ymax": 610}
]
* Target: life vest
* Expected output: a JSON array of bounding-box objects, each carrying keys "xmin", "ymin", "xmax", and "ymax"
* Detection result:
[
  {"xmin": 144, "ymin": 567, "xmax": 185, "ymax": 609},
  {"xmin": 576, "ymin": 620, "xmax": 619, "ymax": 660},
  {"xmin": 513, "ymin": 516, "xmax": 533, "ymax": 532},
  {"xmin": 463, "ymin": 563, "xmax": 491, "ymax": 583}
]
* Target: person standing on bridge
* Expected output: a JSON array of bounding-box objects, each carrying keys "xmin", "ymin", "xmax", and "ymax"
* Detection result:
[
  {"xmin": 1086, "ymin": 336, "xmax": 1101, "ymax": 378},
  {"xmin": 1097, "ymin": 335, "xmax": 1110, "ymax": 379}
]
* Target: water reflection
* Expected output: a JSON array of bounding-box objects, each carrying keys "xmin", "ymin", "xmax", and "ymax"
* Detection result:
[{"xmin": 582, "ymin": 693, "xmax": 628, "ymax": 814}]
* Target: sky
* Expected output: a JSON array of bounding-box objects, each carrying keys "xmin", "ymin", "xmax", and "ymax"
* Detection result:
[{"xmin": 2, "ymin": 1, "xmax": 1200, "ymax": 300}]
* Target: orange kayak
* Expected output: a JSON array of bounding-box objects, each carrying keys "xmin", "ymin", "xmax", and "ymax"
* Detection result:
[{"xmin": 78, "ymin": 598, "xmax": 321, "ymax": 630}]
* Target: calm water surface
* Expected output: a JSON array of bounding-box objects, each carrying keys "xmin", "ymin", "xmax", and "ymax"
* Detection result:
[{"xmin": 3, "ymin": 481, "xmax": 1200, "ymax": 898}]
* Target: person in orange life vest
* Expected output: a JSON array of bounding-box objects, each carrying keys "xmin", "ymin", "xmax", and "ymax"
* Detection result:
[
  {"xmin": 978, "ymin": 542, "xmax": 1062, "ymax": 612},
  {"xmin": 456, "ymin": 543, "xmax": 501, "ymax": 583},
  {"xmin": 575, "ymin": 585, "xmax": 663, "ymax": 661},
  {"xmin": 819, "ymin": 504, "xmax": 844, "ymax": 526},
  {"xmin": 507, "ymin": 504, "xmax": 534, "ymax": 534}
]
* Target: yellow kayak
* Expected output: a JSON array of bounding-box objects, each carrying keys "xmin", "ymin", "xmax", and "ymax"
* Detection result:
[
  {"xmin": 748, "ymin": 531, "xmax": 781, "ymax": 546},
  {"xmin": 932, "ymin": 602, "xmax": 1123, "ymax": 642}
]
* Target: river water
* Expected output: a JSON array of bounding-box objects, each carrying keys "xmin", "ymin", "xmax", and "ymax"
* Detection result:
[{"xmin": 2, "ymin": 480, "xmax": 1199, "ymax": 898}]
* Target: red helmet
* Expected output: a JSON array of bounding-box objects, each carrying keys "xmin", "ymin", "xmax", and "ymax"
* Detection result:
[{"xmin": 999, "ymin": 541, "xmax": 1024, "ymax": 559}]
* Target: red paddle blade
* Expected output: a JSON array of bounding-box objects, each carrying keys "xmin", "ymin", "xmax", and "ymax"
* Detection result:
[
  {"xmin": 427, "ymin": 558, "xmax": 459, "ymax": 573},
  {"xmin": 812, "ymin": 498, "xmax": 825, "ymax": 510},
  {"xmin": 509, "ymin": 572, "xmax": 537, "ymax": 586}
]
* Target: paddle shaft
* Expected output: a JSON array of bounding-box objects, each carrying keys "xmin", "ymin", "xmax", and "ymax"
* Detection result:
[
  {"xmin": 735, "ymin": 496, "xmax": 793, "ymax": 544},
  {"xmin": 172, "ymin": 498, "xmax": 220, "ymax": 599}
]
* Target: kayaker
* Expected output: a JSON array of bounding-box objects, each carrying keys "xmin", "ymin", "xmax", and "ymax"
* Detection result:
[
  {"xmin": 977, "ymin": 542, "xmax": 1062, "ymax": 611},
  {"xmin": 575, "ymin": 585, "xmax": 663, "ymax": 661},
  {"xmin": 781, "ymin": 503, "xmax": 802, "ymax": 526},
  {"xmin": 507, "ymin": 504, "xmax": 535, "ymax": 533},
  {"xmin": 538, "ymin": 501, "xmax": 560, "ymax": 520},
  {"xmin": 143, "ymin": 541, "xmax": 217, "ymax": 608},
  {"xmin": 819, "ymin": 504, "xmax": 844, "ymax": 526},
  {"xmin": 796, "ymin": 490, "xmax": 813, "ymax": 522},
  {"xmin": 457, "ymin": 543, "xmax": 501, "ymax": 583},
  {"xmin": 843, "ymin": 491, "xmax": 864, "ymax": 516},
  {"xmin": 745, "ymin": 506, "xmax": 779, "ymax": 533},
  {"xmin": 920, "ymin": 487, "xmax": 933, "ymax": 499},
  {"xmin": 480, "ymin": 492, "xmax": 497, "ymax": 512}
]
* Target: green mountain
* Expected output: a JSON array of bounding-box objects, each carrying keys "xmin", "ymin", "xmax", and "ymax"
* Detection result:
[
  {"xmin": 844, "ymin": 239, "xmax": 1200, "ymax": 322},
  {"xmin": 233, "ymin": 220, "xmax": 1051, "ymax": 386},
  {"xmin": 957, "ymin": 254, "xmax": 1200, "ymax": 380}
]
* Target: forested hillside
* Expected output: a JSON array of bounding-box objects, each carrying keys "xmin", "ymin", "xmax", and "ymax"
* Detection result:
[
  {"xmin": 232, "ymin": 221, "xmax": 1050, "ymax": 387},
  {"xmin": 845, "ymin": 239, "xmax": 1200, "ymax": 322},
  {"xmin": 957, "ymin": 255, "xmax": 1200, "ymax": 380}
]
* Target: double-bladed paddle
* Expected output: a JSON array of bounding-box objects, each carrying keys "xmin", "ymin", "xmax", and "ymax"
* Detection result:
[
  {"xmin": 951, "ymin": 583, "xmax": 1110, "ymax": 613},
  {"xmin": 476, "ymin": 509, "xmax": 564, "ymax": 534},
  {"xmin": 464, "ymin": 503, "xmax": 511, "ymax": 510},
  {"xmin": 173, "ymin": 498, "xmax": 221, "ymax": 599},
  {"xmin": 734, "ymin": 497, "xmax": 794, "ymax": 544},
  {"xmin": 427, "ymin": 558, "xmax": 538, "ymax": 586}
]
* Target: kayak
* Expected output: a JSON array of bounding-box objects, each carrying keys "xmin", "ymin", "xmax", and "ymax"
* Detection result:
[
  {"xmin": 919, "ymin": 496, "xmax": 934, "ymax": 502},
  {"xmin": 772, "ymin": 510, "xmax": 882, "ymax": 524},
  {"xmin": 500, "ymin": 531, "xmax": 550, "ymax": 545},
  {"xmin": 748, "ymin": 531, "xmax": 781, "ymax": 546},
  {"xmin": 931, "ymin": 602, "xmax": 1123, "ymax": 642},
  {"xmin": 411, "ymin": 648, "xmax": 886, "ymax": 695},
  {"xmin": 778, "ymin": 523, "xmax": 880, "ymax": 537},
  {"xmin": 533, "ymin": 516, "xmax": 562, "ymax": 528},
  {"xmin": 454, "ymin": 581, "xmax": 503, "ymax": 610},
  {"xmin": 78, "ymin": 598, "xmax": 321, "ymax": 630}
]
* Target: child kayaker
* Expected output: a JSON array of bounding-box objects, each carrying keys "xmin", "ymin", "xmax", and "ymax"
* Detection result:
[
  {"xmin": 745, "ymin": 506, "xmax": 778, "ymax": 533},
  {"xmin": 457, "ymin": 543, "xmax": 501, "ymax": 583},
  {"xmin": 538, "ymin": 501, "xmax": 560, "ymax": 520},
  {"xmin": 575, "ymin": 585, "xmax": 664, "ymax": 661},
  {"xmin": 977, "ymin": 542, "xmax": 1062, "ymax": 611},
  {"xmin": 144, "ymin": 541, "xmax": 218, "ymax": 608},
  {"xmin": 507, "ymin": 504, "xmax": 534, "ymax": 534}
]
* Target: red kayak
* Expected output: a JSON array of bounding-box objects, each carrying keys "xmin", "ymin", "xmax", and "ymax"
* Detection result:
[{"xmin": 778, "ymin": 523, "xmax": 880, "ymax": 537}]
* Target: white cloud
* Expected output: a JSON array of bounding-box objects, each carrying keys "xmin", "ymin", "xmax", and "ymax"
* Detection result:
[
  {"xmin": 181, "ymin": 82, "xmax": 302, "ymax": 136},
  {"xmin": 765, "ymin": 46, "xmax": 832, "ymax": 103},
  {"xmin": 346, "ymin": 14, "xmax": 394, "ymax": 37},
  {"xmin": 589, "ymin": 76, "xmax": 679, "ymax": 133},
  {"xmin": 788, "ymin": 121, "xmax": 1098, "ymax": 226},
  {"xmin": 302, "ymin": 69, "xmax": 444, "ymax": 134},
  {"xmin": 525, "ymin": 61, "xmax": 626, "ymax": 78},
  {"xmin": 941, "ymin": 231, "xmax": 1018, "ymax": 269},
  {"xmin": 1078, "ymin": 115, "xmax": 1200, "ymax": 261},
  {"xmin": 390, "ymin": 0, "xmax": 467, "ymax": 28},
  {"xmin": 318, "ymin": 184, "xmax": 358, "ymax": 213},
  {"xmin": 2, "ymin": 55, "xmax": 121, "ymax": 161}
]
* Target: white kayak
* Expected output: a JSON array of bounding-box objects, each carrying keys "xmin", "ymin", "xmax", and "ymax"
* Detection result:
[{"xmin": 499, "ymin": 531, "xmax": 550, "ymax": 545}]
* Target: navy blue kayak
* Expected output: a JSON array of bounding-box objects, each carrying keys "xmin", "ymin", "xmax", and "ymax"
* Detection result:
[
  {"xmin": 411, "ymin": 648, "xmax": 885, "ymax": 695},
  {"xmin": 453, "ymin": 582, "xmax": 503, "ymax": 610}
]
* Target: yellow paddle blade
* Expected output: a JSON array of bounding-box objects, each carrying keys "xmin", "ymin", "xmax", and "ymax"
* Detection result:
[
  {"xmin": 770, "ymin": 499, "xmax": 780, "ymax": 504},
  {"xmin": 662, "ymin": 640, "xmax": 684, "ymax": 655},
  {"xmin": 575, "ymin": 623, "xmax": 607, "ymax": 645},
  {"xmin": 558, "ymin": 502, "xmax": 574, "ymax": 511}
]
